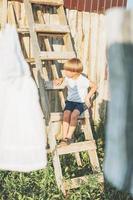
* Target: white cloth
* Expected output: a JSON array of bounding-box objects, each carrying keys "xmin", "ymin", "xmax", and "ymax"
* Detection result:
[
  {"xmin": 0, "ymin": 24, "xmax": 47, "ymax": 172},
  {"xmin": 65, "ymin": 74, "xmax": 90, "ymax": 103}
]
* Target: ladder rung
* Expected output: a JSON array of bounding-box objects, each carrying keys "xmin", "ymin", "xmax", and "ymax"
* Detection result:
[
  {"xmin": 64, "ymin": 173, "xmax": 104, "ymax": 190},
  {"xmin": 25, "ymin": 51, "xmax": 75, "ymax": 62},
  {"xmin": 18, "ymin": 24, "xmax": 70, "ymax": 34},
  {"xmin": 26, "ymin": 52, "xmax": 75, "ymax": 63},
  {"xmin": 30, "ymin": 0, "xmax": 63, "ymax": 6},
  {"xmin": 57, "ymin": 141, "xmax": 96, "ymax": 155},
  {"xmin": 50, "ymin": 112, "xmax": 89, "ymax": 122},
  {"xmin": 35, "ymin": 24, "xmax": 70, "ymax": 33},
  {"xmin": 40, "ymin": 51, "xmax": 75, "ymax": 60}
]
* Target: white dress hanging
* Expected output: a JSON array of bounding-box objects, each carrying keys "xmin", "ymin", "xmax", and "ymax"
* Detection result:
[{"xmin": 0, "ymin": 24, "xmax": 47, "ymax": 172}]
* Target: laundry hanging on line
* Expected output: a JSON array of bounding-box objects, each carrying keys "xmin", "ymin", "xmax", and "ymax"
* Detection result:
[
  {"xmin": 0, "ymin": 24, "xmax": 47, "ymax": 172},
  {"xmin": 104, "ymin": 8, "xmax": 133, "ymax": 196}
]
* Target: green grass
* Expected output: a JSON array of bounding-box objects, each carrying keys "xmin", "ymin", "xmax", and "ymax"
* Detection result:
[{"xmin": 0, "ymin": 119, "xmax": 132, "ymax": 200}]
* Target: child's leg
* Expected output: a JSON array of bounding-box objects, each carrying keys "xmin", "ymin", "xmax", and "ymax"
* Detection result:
[
  {"xmin": 62, "ymin": 110, "xmax": 71, "ymax": 139},
  {"xmin": 66, "ymin": 109, "xmax": 80, "ymax": 139}
]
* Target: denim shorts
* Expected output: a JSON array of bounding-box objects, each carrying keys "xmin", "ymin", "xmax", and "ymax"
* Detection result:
[{"xmin": 64, "ymin": 100, "xmax": 87, "ymax": 115}]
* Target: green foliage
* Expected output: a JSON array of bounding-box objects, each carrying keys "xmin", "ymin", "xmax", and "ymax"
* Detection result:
[
  {"xmin": 0, "ymin": 120, "xmax": 133, "ymax": 199},
  {"xmin": 0, "ymin": 157, "xmax": 64, "ymax": 200}
]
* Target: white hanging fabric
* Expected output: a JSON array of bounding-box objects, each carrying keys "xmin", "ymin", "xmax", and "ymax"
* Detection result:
[{"xmin": 0, "ymin": 24, "xmax": 47, "ymax": 172}]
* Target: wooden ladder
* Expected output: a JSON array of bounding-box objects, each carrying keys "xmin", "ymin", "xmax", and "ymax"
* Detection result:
[{"xmin": 8, "ymin": 0, "xmax": 102, "ymax": 194}]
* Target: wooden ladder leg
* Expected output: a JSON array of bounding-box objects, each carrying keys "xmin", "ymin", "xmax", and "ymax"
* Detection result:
[
  {"xmin": 24, "ymin": 0, "xmax": 50, "ymax": 124},
  {"xmin": 57, "ymin": 5, "xmax": 82, "ymax": 167},
  {"xmin": 83, "ymin": 111, "xmax": 101, "ymax": 172},
  {"xmin": 75, "ymin": 153, "xmax": 82, "ymax": 166},
  {"xmin": 47, "ymin": 121, "xmax": 66, "ymax": 194}
]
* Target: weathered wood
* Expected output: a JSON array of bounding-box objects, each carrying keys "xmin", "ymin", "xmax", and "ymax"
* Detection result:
[
  {"xmin": 76, "ymin": 11, "xmax": 83, "ymax": 60},
  {"xmin": 57, "ymin": 5, "xmax": 75, "ymax": 51},
  {"xmin": 25, "ymin": 57, "xmax": 35, "ymax": 63},
  {"xmin": 18, "ymin": 24, "xmax": 70, "ymax": 33},
  {"xmin": 83, "ymin": 110, "xmax": 93, "ymax": 140},
  {"xmin": 35, "ymin": 24, "xmax": 70, "ymax": 33},
  {"xmin": 39, "ymin": 33, "xmax": 65, "ymax": 37},
  {"xmin": 43, "ymin": 36, "xmax": 65, "ymax": 109},
  {"xmin": 10, "ymin": 0, "xmax": 63, "ymax": 6},
  {"xmin": 44, "ymin": 5, "xmax": 81, "ymax": 168},
  {"xmin": 95, "ymin": 14, "xmax": 107, "ymax": 120},
  {"xmin": 4, "ymin": 0, "xmax": 8, "ymax": 26},
  {"xmin": 17, "ymin": 27, "xmax": 29, "ymax": 33},
  {"xmin": 24, "ymin": 0, "xmax": 50, "ymax": 124},
  {"xmin": 51, "ymin": 64, "xmax": 66, "ymax": 109},
  {"xmin": 37, "ymin": 71, "xmax": 50, "ymax": 124},
  {"xmin": 12, "ymin": 1, "xmax": 21, "ymax": 26},
  {"xmin": 26, "ymin": 55, "xmax": 74, "ymax": 63},
  {"xmin": 7, "ymin": 1, "xmax": 17, "ymax": 25},
  {"xmin": 24, "ymin": 0, "xmax": 42, "ymax": 72},
  {"xmin": 88, "ymin": 149, "xmax": 101, "ymax": 172},
  {"xmin": 92, "ymin": 14, "xmax": 100, "ymax": 120},
  {"xmin": 83, "ymin": 110, "xmax": 101, "ymax": 172},
  {"xmin": 40, "ymin": 51, "xmax": 75, "ymax": 60},
  {"xmin": 74, "ymin": 153, "xmax": 82, "ymax": 166},
  {"xmin": 30, "ymin": 0, "xmax": 63, "ymax": 6},
  {"xmin": 37, "ymin": 8, "xmax": 57, "ymax": 112},
  {"xmin": 64, "ymin": 173, "xmax": 104, "ymax": 190},
  {"xmin": 57, "ymin": 141, "xmax": 96, "ymax": 155},
  {"xmin": 0, "ymin": 0, "xmax": 7, "ymax": 29},
  {"xmin": 31, "ymin": 4, "xmax": 66, "ymax": 194},
  {"xmin": 47, "ymin": 121, "xmax": 66, "ymax": 194}
]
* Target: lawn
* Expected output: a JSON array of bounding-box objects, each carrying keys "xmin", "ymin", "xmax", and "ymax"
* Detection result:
[{"xmin": 0, "ymin": 118, "xmax": 132, "ymax": 200}]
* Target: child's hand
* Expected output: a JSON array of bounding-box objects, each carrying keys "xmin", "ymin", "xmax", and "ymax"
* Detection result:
[
  {"xmin": 53, "ymin": 78, "xmax": 63, "ymax": 86},
  {"xmin": 85, "ymin": 97, "xmax": 91, "ymax": 108}
]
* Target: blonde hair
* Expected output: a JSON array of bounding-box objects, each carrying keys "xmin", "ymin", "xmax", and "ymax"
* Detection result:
[{"xmin": 64, "ymin": 58, "xmax": 83, "ymax": 73}]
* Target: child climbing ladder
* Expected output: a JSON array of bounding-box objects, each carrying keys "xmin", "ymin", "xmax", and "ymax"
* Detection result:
[{"xmin": 53, "ymin": 58, "xmax": 97, "ymax": 146}]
